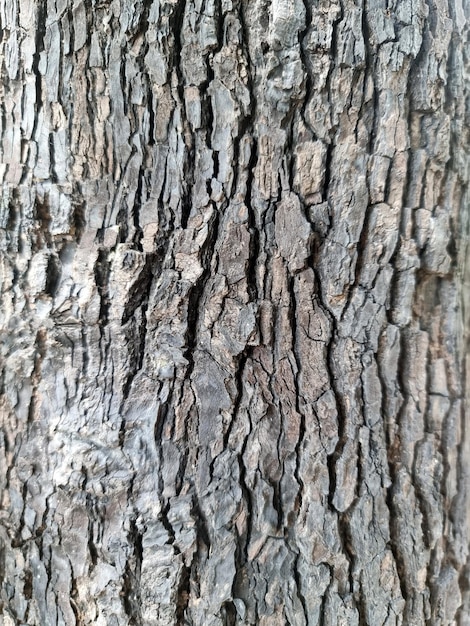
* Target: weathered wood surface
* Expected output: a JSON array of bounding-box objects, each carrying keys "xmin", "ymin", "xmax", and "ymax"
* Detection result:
[{"xmin": 0, "ymin": 0, "xmax": 469, "ymax": 624}]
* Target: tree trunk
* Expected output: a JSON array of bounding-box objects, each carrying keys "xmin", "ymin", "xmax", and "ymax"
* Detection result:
[{"xmin": 1, "ymin": 0, "xmax": 469, "ymax": 624}]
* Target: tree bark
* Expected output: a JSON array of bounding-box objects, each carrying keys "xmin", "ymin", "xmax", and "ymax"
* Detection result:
[{"xmin": 1, "ymin": 0, "xmax": 469, "ymax": 624}]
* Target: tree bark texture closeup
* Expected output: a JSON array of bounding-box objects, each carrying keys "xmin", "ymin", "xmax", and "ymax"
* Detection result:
[{"xmin": 1, "ymin": 0, "xmax": 470, "ymax": 624}]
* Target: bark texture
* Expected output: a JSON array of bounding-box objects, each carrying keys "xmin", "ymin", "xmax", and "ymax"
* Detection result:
[{"xmin": 1, "ymin": 0, "xmax": 470, "ymax": 624}]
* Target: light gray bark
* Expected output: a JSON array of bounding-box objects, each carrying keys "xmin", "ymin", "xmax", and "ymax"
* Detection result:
[{"xmin": 0, "ymin": 0, "xmax": 469, "ymax": 624}]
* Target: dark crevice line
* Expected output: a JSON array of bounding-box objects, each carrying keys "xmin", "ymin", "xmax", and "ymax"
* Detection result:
[
  {"xmin": 183, "ymin": 205, "xmax": 220, "ymax": 379},
  {"xmin": 383, "ymin": 328, "xmax": 412, "ymax": 607},
  {"xmin": 306, "ymin": 235, "xmax": 349, "ymax": 517},
  {"xmin": 385, "ymin": 483, "xmax": 409, "ymax": 605},
  {"xmin": 171, "ymin": 0, "xmax": 196, "ymax": 230},
  {"xmin": 175, "ymin": 562, "xmax": 191, "ymax": 625},
  {"xmin": 48, "ymin": 133, "xmax": 58, "ymax": 184},
  {"xmin": 154, "ymin": 395, "xmax": 184, "ymax": 570},
  {"xmin": 121, "ymin": 518, "xmax": 143, "ymax": 625},
  {"xmin": 84, "ymin": 69, "xmax": 98, "ymax": 181},
  {"xmin": 451, "ymin": 342, "xmax": 470, "ymax": 592},
  {"xmin": 190, "ymin": 493, "xmax": 211, "ymax": 552},
  {"xmin": 87, "ymin": 523, "xmax": 99, "ymax": 571},
  {"xmin": 121, "ymin": 258, "xmax": 154, "ymax": 401},
  {"xmin": 101, "ymin": 144, "xmax": 138, "ymax": 241},
  {"xmin": 324, "ymin": 3, "xmax": 344, "ymax": 143},
  {"xmin": 119, "ymin": 48, "xmax": 129, "ymax": 119},
  {"xmin": 337, "ymin": 511, "xmax": 355, "ymax": 594},
  {"xmin": 245, "ymin": 137, "xmax": 260, "ymax": 301},
  {"xmin": 71, "ymin": 183, "xmax": 86, "ymax": 243},
  {"xmin": 135, "ymin": 297, "xmax": 150, "ymax": 373},
  {"xmin": 215, "ymin": 0, "xmax": 224, "ymax": 49},
  {"xmin": 323, "ymin": 143, "xmax": 334, "ymax": 203},
  {"xmin": 318, "ymin": 564, "xmax": 334, "ymax": 626},
  {"xmin": 69, "ymin": 575, "xmax": 80, "ymax": 625},
  {"xmin": 348, "ymin": 203, "xmax": 373, "ymax": 297},
  {"xmin": 383, "ymin": 156, "xmax": 394, "ymax": 205},
  {"xmin": 233, "ymin": 370, "xmax": 254, "ymax": 572},
  {"xmin": 357, "ymin": 577, "xmax": 369, "ymax": 626},
  {"xmin": 33, "ymin": 190, "xmax": 53, "ymax": 250},
  {"xmin": 27, "ymin": 329, "xmax": 47, "ymax": 425},
  {"xmin": 31, "ymin": 3, "xmax": 46, "ymax": 142},
  {"xmin": 45, "ymin": 254, "xmax": 61, "ymax": 296},
  {"xmin": 299, "ymin": 0, "xmax": 312, "ymax": 54},
  {"xmin": 67, "ymin": 6, "xmax": 75, "ymax": 55},
  {"xmin": 285, "ymin": 112, "xmax": 297, "ymax": 192},
  {"xmin": 93, "ymin": 249, "xmax": 111, "ymax": 329},
  {"xmin": 147, "ymin": 83, "xmax": 156, "ymax": 146},
  {"xmin": 293, "ymin": 554, "xmax": 308, "ymax": 622},
  {"xmin": 324, "ymin": 325, "xmax": 348, "ymax": 512},
  {"xmin": 236, "ymin": 451, "xmax": 253, "ymax": 571},
  {"xmin": 236, "ymin": 4, "xmax": 260, "ymax": 296},
  {"xmin": 222, "ymin": 352, "xmax": 248, "ymax": 450},
  {"xmin": 272, "ymin": 475, "xmax": 283, "ymax": 530},
  {"xmin": 180, "ymin": 133, "xmax": 195, "ymax": 229},
  {"xmin": 361, "ymin": 1, "xmax": 379, "ymax": 157},
  {"xmin": 132, "ymin": 165, "xmax": 145, "ymax": 250},
  {"xmin": 11, "ymin": 482, "xmax": 29, "ymax": 549},
  {"xmin": 354, "ymin": 69, "xmax": 369, "ymax": 146},
  {"xmin": 170, "ymin": 0, "xmax": 186, "ymax": 91},
  {"xmin": 232, "ymin": 0, "xmax": 256, "ymax": 191},
  {"xmin": 287, "ymin": 276, "xmax": 305, "ymax": 514}
]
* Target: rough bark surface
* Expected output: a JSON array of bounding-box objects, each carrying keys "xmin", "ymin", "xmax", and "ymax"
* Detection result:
[{"xmin": 1, "ymin": 0, "xmax": 469, "ymax": 624}]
